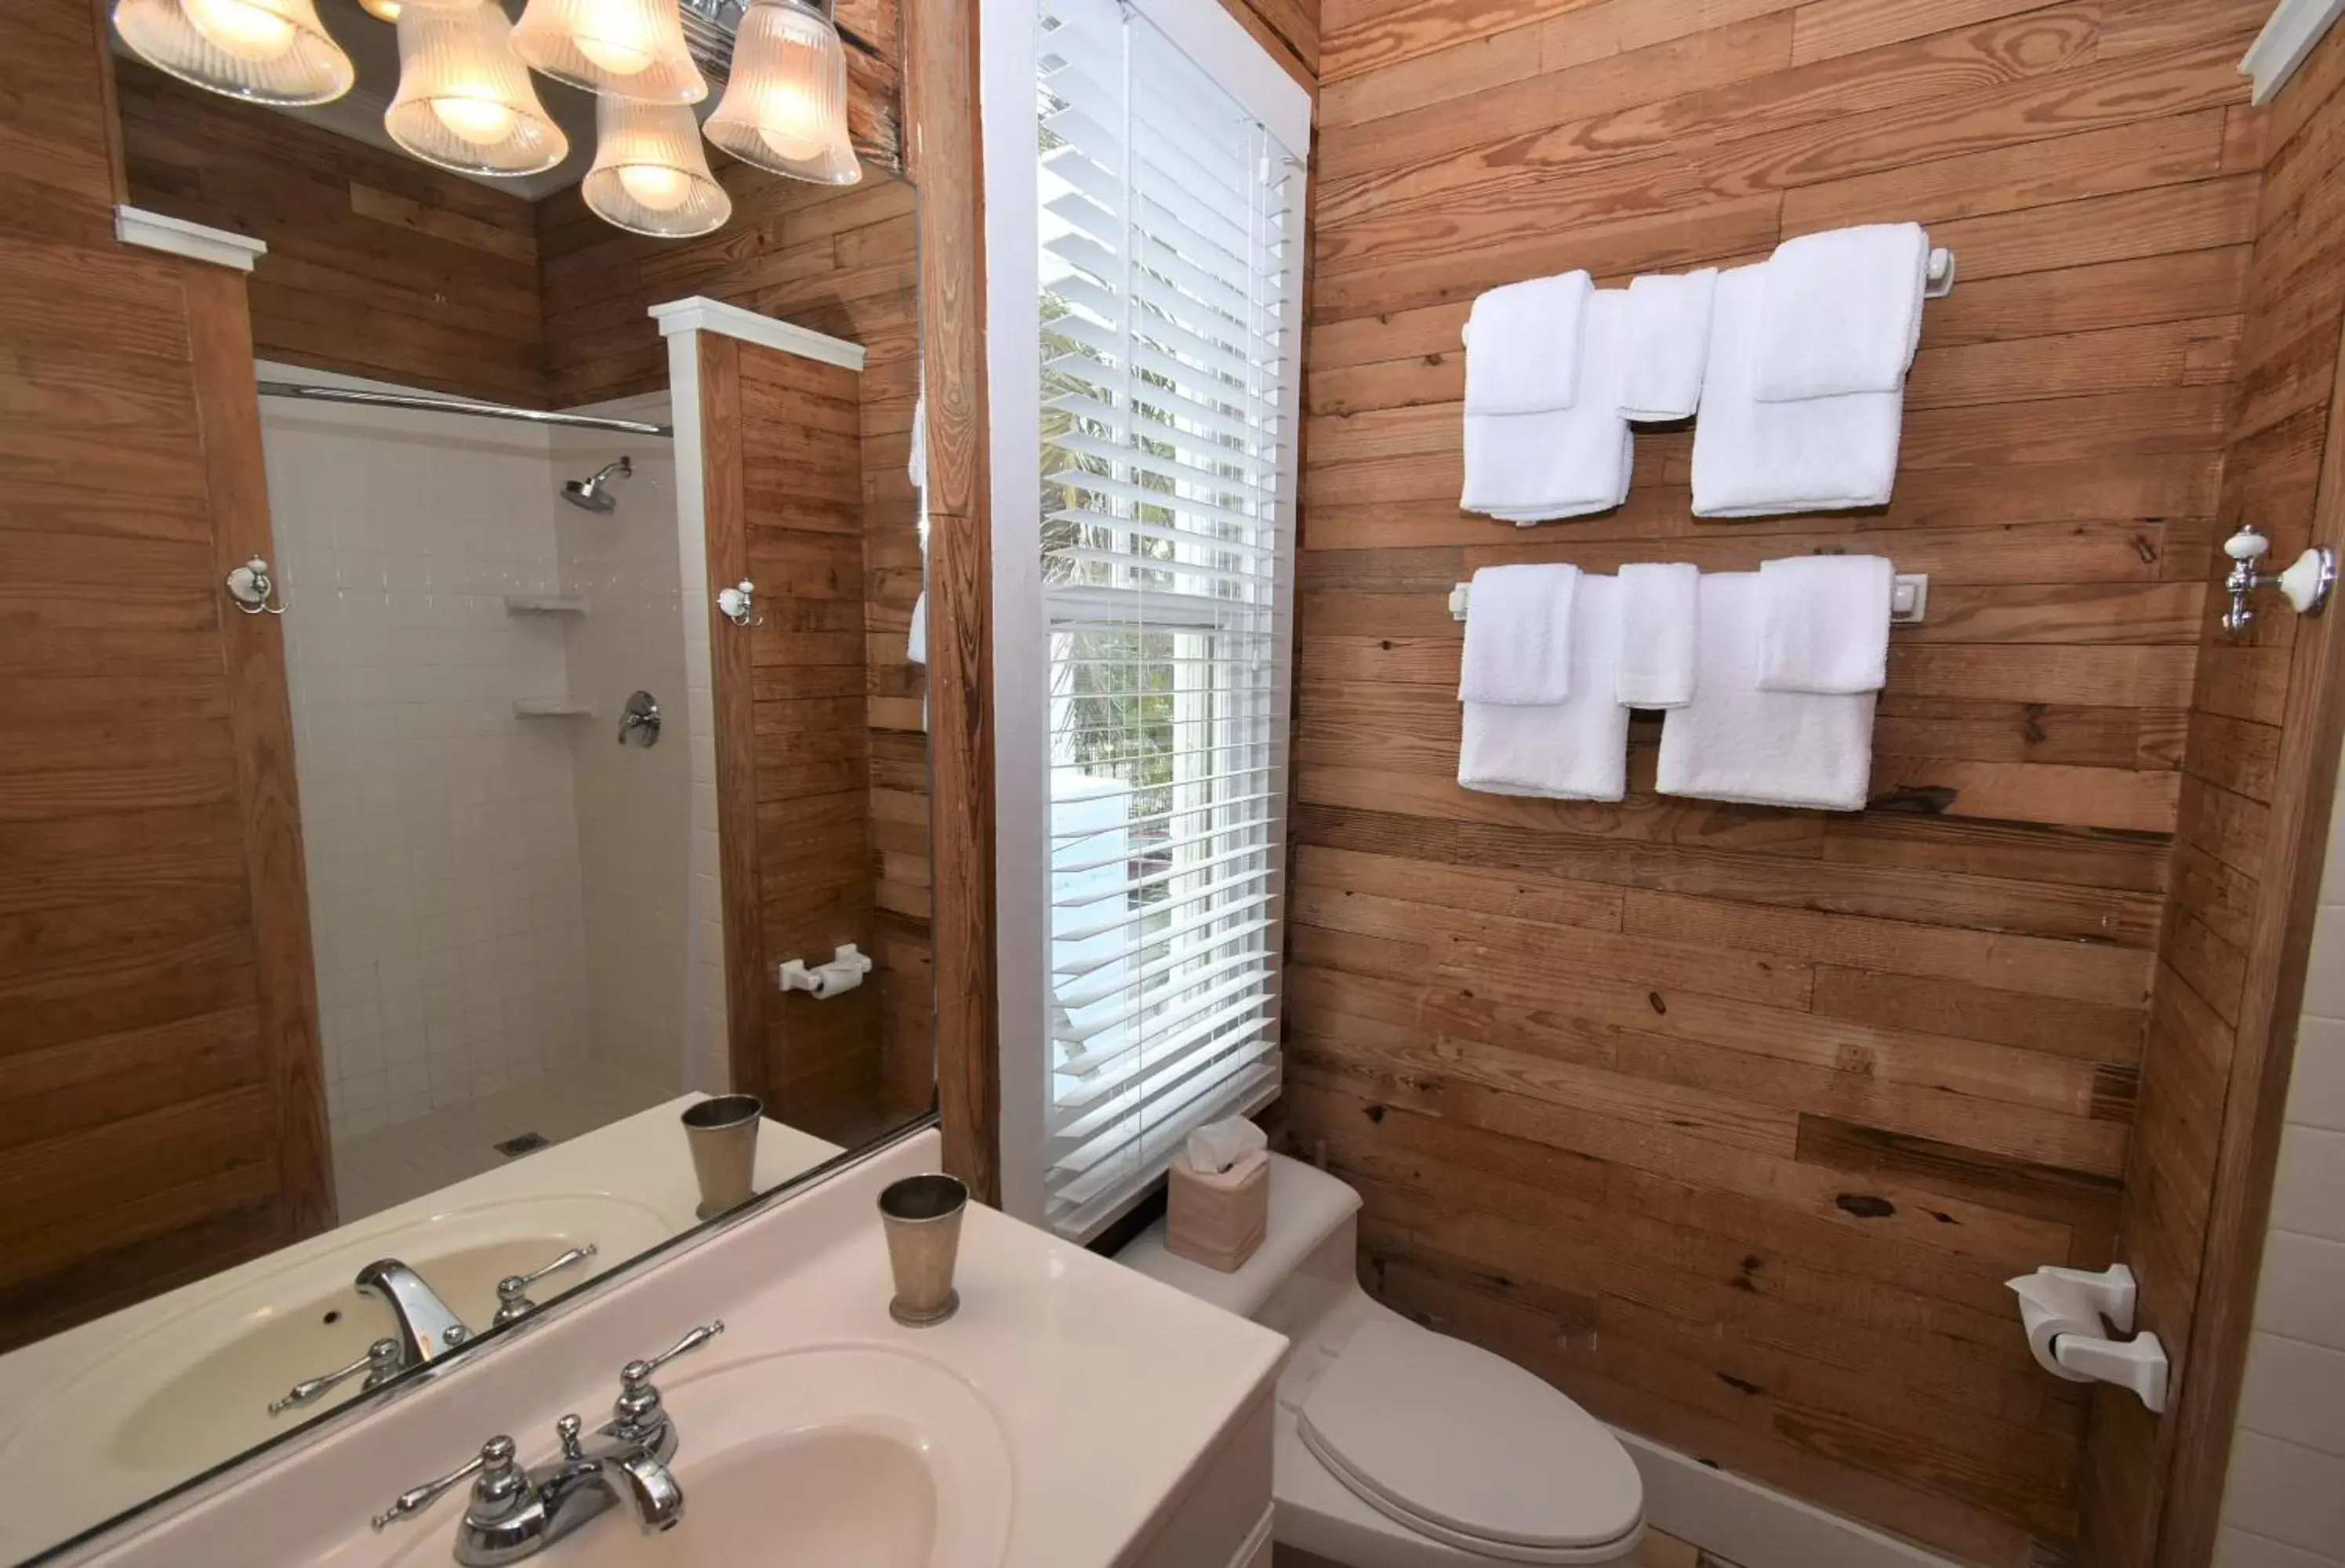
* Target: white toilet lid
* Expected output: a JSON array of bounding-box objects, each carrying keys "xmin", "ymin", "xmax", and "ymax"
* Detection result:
[{"xmin": 1298, "ymin": 1319, "xmax": 1643, "ymax": 1554}]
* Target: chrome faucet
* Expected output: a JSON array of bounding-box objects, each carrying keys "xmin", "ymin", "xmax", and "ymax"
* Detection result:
[
  {"xmin": 356, "ymin": 1258, "xmax": 474, "ymax": 1365},
  {"xmin": 370, "ymin": 1321, "xmax": 724, "ymax": 1566}
]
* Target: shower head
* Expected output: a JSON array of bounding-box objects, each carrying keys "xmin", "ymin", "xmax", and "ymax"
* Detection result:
[{"xmin": 563, "ymin": 456, "xmax": 632, "ymax": 514}]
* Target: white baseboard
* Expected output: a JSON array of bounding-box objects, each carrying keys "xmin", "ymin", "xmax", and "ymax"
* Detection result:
[{"xmin": 1614, "ymin": 1428, "xmax": 1966, "ymax": 1568}]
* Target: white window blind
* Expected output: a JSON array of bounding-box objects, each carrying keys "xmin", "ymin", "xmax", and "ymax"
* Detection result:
[{"xmin": 1032, "ymin": 0, "xmax": 1304, "ymax": 1240}]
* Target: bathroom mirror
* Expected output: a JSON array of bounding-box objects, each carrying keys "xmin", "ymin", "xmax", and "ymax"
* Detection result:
[{"xmin": 0, "ymin": 4, "xmax": 934, "ymax": 1559}]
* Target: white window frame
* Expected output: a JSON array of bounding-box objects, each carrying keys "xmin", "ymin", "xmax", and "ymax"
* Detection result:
[{"xmin": 982, "ymin": 0, "xmax": 1311, "ymax": 1231}]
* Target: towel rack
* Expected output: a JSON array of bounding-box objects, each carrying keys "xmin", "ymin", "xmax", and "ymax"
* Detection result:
[
  {"xmin": 1925, "ymin": 245, "xmax": 1957, "ymax": 299},
  {"xmin": 1448, "ymin": 574, "xmax": 1929, "ymax": 624}
]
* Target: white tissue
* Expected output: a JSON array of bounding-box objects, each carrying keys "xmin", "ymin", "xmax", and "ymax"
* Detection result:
[{"xmin": 1186, "ymin": 1116, "xmax": 1268, "ymax": 1176}]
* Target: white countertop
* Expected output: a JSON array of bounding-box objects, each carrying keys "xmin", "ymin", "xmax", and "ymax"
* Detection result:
[{"xmin": 64, "ymin": 1128, "xmax": 1289, "ymax": 1568}]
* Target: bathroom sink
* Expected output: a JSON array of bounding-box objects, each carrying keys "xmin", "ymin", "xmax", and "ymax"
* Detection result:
[
  {"xmin": 0, "ymin": 1192, "xmax": 670, "ymax": 1535},
  {"xmin": 419, "ymin": 1348, "xmax": 1015, "ymax": 1568}
]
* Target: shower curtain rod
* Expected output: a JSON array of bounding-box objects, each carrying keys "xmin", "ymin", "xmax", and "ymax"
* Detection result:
[{"xmin": 253, "ymin": 380, "xmax": 674, "ymax": 437}]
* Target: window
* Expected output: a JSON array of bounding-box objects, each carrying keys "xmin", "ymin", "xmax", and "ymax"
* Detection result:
[{"xmin": 984, "ymin": 0, "xmax": 1309, "ymax": 1240}]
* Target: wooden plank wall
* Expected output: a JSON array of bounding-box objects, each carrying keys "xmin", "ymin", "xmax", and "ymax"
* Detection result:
[
  {"xmin": 538, "ymin": 154, "xmax": 920, "ymax": 409},
  {"xmin": 2085, "ymin": 26, "xmax": 2345, "ymax": 1566},
  {"xmin": 1286, "ymin": 2, "xmax": 2273, "ymax": 1562},
  {"xmin": 114, "ymin": 62, "xmax": 546, "ymax": 406},
  {"xmin": 0, "ymin": 0, "xmax": 329, "ymax": 1350}
]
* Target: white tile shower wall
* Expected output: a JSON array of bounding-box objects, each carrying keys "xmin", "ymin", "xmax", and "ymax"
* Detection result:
[
  {"xmin": 550, "ymin": 423, "xmax": 691, "ymax": 1093},
  {"xmin": 2216, "ymin": 735, "xmax": 2345, "ymax": 1566},
  {"xmin": 260, "ymin": 368, "xmax": 589, "ymax": 1140}
]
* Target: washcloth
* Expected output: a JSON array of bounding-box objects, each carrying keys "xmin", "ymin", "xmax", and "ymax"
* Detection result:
[
  {"xmin": 1616, "ymin": 268, "xmax": 1717, "ymax": 420},
  {"xmin": 1463, "ymin": 291, "xmax": 1632, "ymax": 522},
  {"xmin": 1615, "ymin": 562, "xmax": 1700, "ymax": 708},
  {"xmin": 1755, "ymin": 554, "xmax": 1893, "ymax": 695},
  {"xmin": 1459, "ymin": 564, "xmax": 1580, "ymax": 706},
  {"xmin": 1691, "ymin": 267, "xmax": 1903, "ymax": 517},
  {"xmin": 1464, "ymin": 270, "xmax": 1593, "ymax": 415},
  {"xmin": 1459, "ymin": 574, "xmax": 1630, "ymax": 800},
  {"xmin": 1753, "ymin": 223, "xmax": 1928, "ymax": 401},
  {"xmin": 1657, "ymin": 573, "xmax": 1876, "ymax": 812}
]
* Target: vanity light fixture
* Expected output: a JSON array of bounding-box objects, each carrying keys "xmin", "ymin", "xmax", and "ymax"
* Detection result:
[
  {"xmin": 510, "ymin": 0, "xmax": 706, "ymax": 103},
  {"xmin": 702, "ymin": 0, "xmax": 860, "ymax": 187},
  {"xmin": 385, "ymin": 0, "xmax": 569, "ymax": 176},
  {"xmin": 357, "ymin": 0, "xmax": 403, "ymax": 21},
  {"xmin": 583, "ymin": 96, "xmax": 732, "ymax": 238},
  {"xmin": 111, "ymin": 0, "xmax": 354, "ymax": 105}
]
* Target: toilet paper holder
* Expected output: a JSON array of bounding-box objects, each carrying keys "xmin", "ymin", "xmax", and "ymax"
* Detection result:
[
  {"xmin": 2007, "ymin": 1263, "xmax": 2169, "ymax": 1414},
  {"xmin": 778, "ymin": 943, "xmax": 873, "ymax": 998}
]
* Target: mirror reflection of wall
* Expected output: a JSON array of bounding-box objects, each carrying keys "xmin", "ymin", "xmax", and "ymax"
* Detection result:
[{"xmin": 0, "ymin": 0, "xmax": 932, "ymax": 1557}]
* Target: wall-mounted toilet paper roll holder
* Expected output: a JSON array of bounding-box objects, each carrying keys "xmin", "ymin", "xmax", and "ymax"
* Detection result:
[{"xmin": 2008, "ymin": 1263, "xmax": 2169, "ymax": 1414}]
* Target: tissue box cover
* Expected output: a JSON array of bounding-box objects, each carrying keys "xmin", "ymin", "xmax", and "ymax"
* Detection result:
[{"xmin": 1167, "ymin": 1149, "xmax": 1269, "ymax": 1272}]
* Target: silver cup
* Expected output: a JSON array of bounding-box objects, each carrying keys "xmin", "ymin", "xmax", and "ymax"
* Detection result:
[
  {"xmin": 682, "ymin": 1094, "xmax": 763, "ymax": 1221},
  {"xmin": 878, "ymin": 1173, "xmax": 967, "ymax": 1327}
]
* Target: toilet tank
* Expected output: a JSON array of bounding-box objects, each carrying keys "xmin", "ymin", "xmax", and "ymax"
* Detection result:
[{"xmin": 1117, "ymin": 1153, "xmax": 1363, "ymax": 1322}]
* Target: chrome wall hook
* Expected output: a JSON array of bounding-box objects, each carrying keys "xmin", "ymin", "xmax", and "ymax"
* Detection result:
[
  {"xmin": 224, "ymin": 556, "xmax": 289, "ymax": 615},
  {"xmin": 715, "ymin": 579, "xmax": 762, "ymax": 628},
  {"xmin": 2223, "ymin": 525, "xmax": 2335, "ymax": 634}
]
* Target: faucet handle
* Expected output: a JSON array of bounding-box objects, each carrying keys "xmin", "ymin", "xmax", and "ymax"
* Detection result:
[
  {"xmin": 269, "ymin": 1337, "xmax": 402, "ymax": 1417},
  {"xmin": 372, "ymin": 1436, "xmax": 518, "ymax": 1532},
  {"xmin": 610, "ymin": 1321, "xmax": 724, "ymax": 1439},
  {"xmin": 492, "ymin": 1244, "xmax": 599, "ymax": 1327}
]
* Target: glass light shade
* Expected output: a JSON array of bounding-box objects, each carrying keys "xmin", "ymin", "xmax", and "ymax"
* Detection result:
[
  {"xmin": 112, "ymin": 0, "xmax": 354, "ymax": 105},
  {"xmin": 583, "ymin": 97, "xmax": 731, "ymax": 238},
  {"xmin": 510, "ymin": 0, "xmax": 704, "ymax": 103},
  {"xmin": 702, "ymin": 0, "xmax": 859, "ymax": 187},
  {"xmin": 385, "ymin": 1, "xmax": 568, "ymax": 177}
]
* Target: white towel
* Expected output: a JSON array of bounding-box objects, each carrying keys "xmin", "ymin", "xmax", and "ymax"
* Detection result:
[
  {"xmin": 1459, "ymin": 564, "xmax": 1579, "ymax": 706},
  {"xmin": 1755, "ymin": 555, "xmax": 1893, "ymax": 695},
  {"xmin": 1754, "ymin": 223, "xmax": 1928, "ymax": 401},
  {"xmin": 1691, "ymin": 267, "xmax": 1903, "ymax": 517},
  {"xmin": 1616, "ymin": 269, "xmax": 1717, "ymax": 420},
  {"xmin": 1464, "ymin": 270, "xmax": 1592, "ymax": 415},
  {"xmin": 1615, "ymin": 562, "xmax": 1699, "ymax": 709},
  {"xmin": 1463, "ymin": 291, "xmax": 1632, "ymax": 523},
  {"xmin": 1657, "ymin": 573, "xmax": 1876, "ymax": 812},
  {"xmin": 1459, "ymin": 575, "xmax": 1629, "ymax": 800}
]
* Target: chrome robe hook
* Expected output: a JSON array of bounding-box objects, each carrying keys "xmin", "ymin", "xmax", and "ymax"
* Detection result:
[{"xmin": 224, "ymin": 556, "xmax": 289, "ymax": 615}]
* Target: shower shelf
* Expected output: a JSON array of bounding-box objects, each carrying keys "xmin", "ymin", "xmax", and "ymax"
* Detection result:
[
  {"xmin": 512, "ymin": 697, "xmax": 599, "ymax": 718},
  {"xmin": 505, "ymin": 594, "xmax": 589, "ymax": 616}
]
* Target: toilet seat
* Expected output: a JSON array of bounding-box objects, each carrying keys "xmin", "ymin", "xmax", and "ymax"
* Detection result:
[{"xmin": 1296, "ymin": 1319, "xmax": 1644, "ymax": 1563}]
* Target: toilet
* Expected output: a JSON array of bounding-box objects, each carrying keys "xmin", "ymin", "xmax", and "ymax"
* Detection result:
[{"xmin": 1117, "ymin": 1153, "xmax": 1646, "ymax": 1567}]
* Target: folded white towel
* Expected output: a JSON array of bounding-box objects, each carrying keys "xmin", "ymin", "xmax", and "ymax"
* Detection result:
[
  {"xmin": 1754, "ymin": 223, "xmax": 1927, "ymax": 402},
  {"xmin": 1657, "ymin": 573, "xmax": 1876, "ymax": 812},
  {"xmin": 1616, "ymin": 269, "xmax": 1717, "ymax": 420},
  {"xmin": 1464, "ymin": 270, "xmax": 1592, "ymax": 415},
  {"xmin": 1616, "ymin": 562, "xmax": 1700, "ymax": 708},
  {"xmin": 907, "ymin": 588, "xmax": 928, "ymax": 666},
  {"xmin": 1755, "ymin": 554, "xmax": 1893, "ymax": 695},
  {"xmin": 1463, "ymin": 292, "xmax": 1632, "ymax": 522},
  {"xmin": 1459, "ymin": 564, "xmax": 1579, "ymax": 706},
  {"xmin": 1460, "ymin": 574, "xmax": 1629, "ymax": 800},
  {"xmin": 1692, "ymin": 267, "xmax": 1903, "ymax": 517}
]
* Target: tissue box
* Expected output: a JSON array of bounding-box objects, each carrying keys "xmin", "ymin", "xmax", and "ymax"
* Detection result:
[{"xmin": 1166, "ymin": 1149, "xmax": 1269, "ymax": 1272}]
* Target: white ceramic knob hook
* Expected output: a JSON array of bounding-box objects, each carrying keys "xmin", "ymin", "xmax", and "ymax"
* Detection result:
[{"xmin": 2224, "ymin": 526, "xmax": 2271, "ymax": 563}]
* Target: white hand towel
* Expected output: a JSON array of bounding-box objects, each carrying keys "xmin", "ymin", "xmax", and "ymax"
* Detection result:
[
  {"xmin": 1459, "ymin": 575, "xmax": 1630, "ymax": 800},
  {"xmin": 1463, "ymin": 292, "xmax": 1632, "ymax": 522},
  {"xmin": 1691, "ymin": 267, "xmax": 1902, "ymax": 517},
  {"xmin": 1459, "ymin": 564, "xmax": 1580, "ymax": 706},
  {"xmin": 1755, "ymin": 554, "xmax": 1893, "ymax": 695},
  {"xmin": 1464, "ymin": 270, "xmax": 1592, "ymax": 415},
  {"xmin": 1657, "ymin": 573, "xmax": 1876, "ymax": 813},
  {"xmin": 1616, "ymin": 268, "xmax": 1717, "ymax": 420},
  {"xmin": 1753, "ymin": 223, "xmax": 1928, "ymax": 401},
  {"xmin": 1615, "ymin": 562, "xmax": 1700, "ymax": 709}
]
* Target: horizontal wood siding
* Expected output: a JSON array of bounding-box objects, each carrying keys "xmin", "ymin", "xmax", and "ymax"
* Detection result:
[
  {"xmin": 114, "ymin": 63, "xmax": 546, "ymax": 406},
  {"xmin": 1291, "ymin": 0, "xmax": 2270, "ymax": 1560},
  {"xmin": 2084, "ymin": 24, "xmax": 2345, "ymax": 1566}
]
